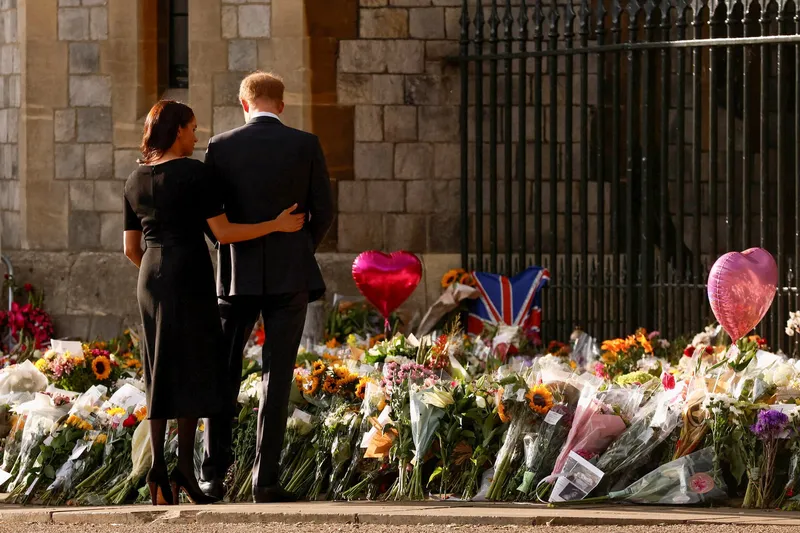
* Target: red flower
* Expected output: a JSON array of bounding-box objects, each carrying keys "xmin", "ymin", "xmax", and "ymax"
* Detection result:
[
  {"xmin": 705, "ymin": 346, "xmax": 714, "ymax": 355},
  {"xmin": 683, "ymin": 346, "xmax": 694, "ymax": 357},
  {"xmin": 23, "ymin": 283, "xmax": 32, "ymax": 292},
  {"xmin": 662, "ymin": 372, "xmax": 676, "ymax": 390},
  {"xmin": 122, "ymin": 414, "xmax": 137, "ymax": 428}
]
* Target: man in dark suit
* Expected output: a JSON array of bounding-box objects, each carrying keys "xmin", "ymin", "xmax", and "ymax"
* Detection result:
[{"xmin": 200, "ymin": 72, "xmax": 333, "ymax": 503}]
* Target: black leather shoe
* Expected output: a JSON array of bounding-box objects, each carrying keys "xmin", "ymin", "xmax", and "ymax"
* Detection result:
[
  {"xmin": 199, "ymin": 478, "xmax": 226, "ymax": 501},
  {"xmin": 252, "ymin": 485, "xmax": 297, "ymax": 503}
]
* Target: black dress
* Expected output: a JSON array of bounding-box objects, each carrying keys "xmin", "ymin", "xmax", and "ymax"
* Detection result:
[{"xmin": 123, "ymin": 158, "xmax": 225, "ymax": 420}]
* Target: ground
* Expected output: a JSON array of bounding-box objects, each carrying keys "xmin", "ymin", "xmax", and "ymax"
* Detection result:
[{"xmin": 0, "ymin": 524, "xmax": 799, "ymax": 533}]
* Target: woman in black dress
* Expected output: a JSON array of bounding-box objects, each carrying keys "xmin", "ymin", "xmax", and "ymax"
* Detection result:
[{"xmin": 122, "ymin": 101, "xmax": 304, "ymax": 506}]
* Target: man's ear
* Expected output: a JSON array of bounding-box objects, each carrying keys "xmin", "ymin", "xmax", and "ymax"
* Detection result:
[
  {"xmin": 240, "ymin": 98, "xmax": 250, "ymax": 113},
  {"xmin": 278, "ymin": 101, "xmax": 285, "ymax": 114}
]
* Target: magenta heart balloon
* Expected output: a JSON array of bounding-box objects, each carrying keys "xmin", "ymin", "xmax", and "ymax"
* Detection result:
[
  {"xmin": 708, "ymin": 248, "xmax": 778, "ymax": 342},
  {"xmin": 352, "ymin": 251, "xmax": 422, "ymax": 319}
]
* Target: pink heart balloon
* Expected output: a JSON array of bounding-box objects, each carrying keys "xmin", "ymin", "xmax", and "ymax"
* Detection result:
[
  {"xmin": 707, "ymin": 248, "xmax": 778, "ymax": 343},
  {"xmin": 352, "ymin": 251, "xmax": 422, "ymax": 319}
]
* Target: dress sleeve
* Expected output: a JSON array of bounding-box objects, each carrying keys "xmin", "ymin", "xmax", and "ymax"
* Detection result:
[
  {"xmin": 197, "ymin": 163, "xmax": 225, "ymax": 220},
  {"xmin": 123, "ymin": 194, "xmax": 142, "ymax": 232}
]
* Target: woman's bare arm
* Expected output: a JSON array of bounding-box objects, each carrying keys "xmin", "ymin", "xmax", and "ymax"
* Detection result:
[
  {"xmin": 124, "ymin": 230, "xmax": 144, "ymax": 268},
  {"xmin": 207, "ymin": 204, "xmax": 305, "ymax": 245}
]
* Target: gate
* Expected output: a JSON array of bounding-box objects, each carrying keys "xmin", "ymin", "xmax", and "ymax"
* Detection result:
[{"xmin": 457, "ymin": 0, "xmax": 800, "ymax": 351}]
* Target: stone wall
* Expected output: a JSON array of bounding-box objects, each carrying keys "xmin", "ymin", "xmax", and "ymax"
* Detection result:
[
  {"xmin": 337, "ymin": 0, "xmax": 463, "ymax": 255},
  {"xmin": 0, "ymin": 0, "xmax": 19, "ymax": 251},
  {"xmin": 0, "ymin": 0, "xmax": 462, "ymax": 340}
]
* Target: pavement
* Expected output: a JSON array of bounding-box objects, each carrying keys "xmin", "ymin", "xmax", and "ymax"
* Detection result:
[{"xmin": 0, "ymin": 501, "xmax": 798, "ymax": 527}]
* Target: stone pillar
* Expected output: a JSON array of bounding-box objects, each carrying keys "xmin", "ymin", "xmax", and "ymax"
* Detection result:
[{"xmin": 18, "ymin": 0, "xmax": 69, "ymax": 250}]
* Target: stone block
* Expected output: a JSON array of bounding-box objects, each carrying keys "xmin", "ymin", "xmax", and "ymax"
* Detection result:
[
  {"xmin": 68, "ymin": 210, "xmax": 100, "ymax": 250},
  {"xmin": 339, "ymin": 40, "xmax": 386, "ymax": 73},
  {"xmin": 355, "ymin": 105, "xmax": 383, "ymax": 141},
  {"xmin": 337, "ymin": 214, "xmax": 383, "ymax": 251},
  {"xmin": 6, "ymin": 75, "xmax": 19, "ymax": 107},
  {"xmin": 89, "ymin": 314, "xmax": 123, "ymax": 339},
  {"xmin": 0, "ymin": 144, "xmax": 17, "ymax": 179},
  {"xmin": 238, "ymin": 5, "xmax": 270, "ymax": 38},
  {"xmin": 444, "ymin": 7, "xmax": 460, "ymax": 40},
  {"xmin": 371, "ymin": 75, "xmax": 404, "ymax": 104},
  {"xmin": 58, "ymin": 8, "xmax": 89, "ymax": 41},
  {"xmin": 425, "ymin": 40, "xmax": 458, "ymax": 61},
  {"xmin": 434, "ymin": 143, "xmax": 460, "ymax": 179},
  {"xmin": 89, "ymin": 6, "xmax": 107, "ymax": 40},
  {"xmin": 94, "ymin": 180, "xmax": 121, "ymax": 211},
  {"xmin": 55, "ymin": 143, "xmax": 84, "ymax": 179},
  {"xmin": 59, "ymin": 0, "xmax": 82, "ymax": 5},
  {"xmin": 427, "ymin": 213, "xmax": 460, "ymax": 252},
  {"xmin": 404, "ymin": 74, "xmax": 456, "ymax": 105},
  {"xmin": 405, "ymin": 179, "xmax": 458, "ymax": 213},
  {"xmin": 359, "ymin": 8, "xmax": 408, "ymax": 39},
  {"xmin": 0, "ymin": 180, "xmax": 18, "ymax": 210},
  {"xmin": 431, "ymin": 0, "xmax": 461, "ymax": 5},
  {"xmin": 418, "ymin": 105, "xmax": 459, "ymax": 142},
  {"xmin": 67, "ymin": 252, "xmax": 139, "ymax": 317},
  {"xmin": 4, "ymin": 251, "xmax": 73, "ymax": 314},
  {"xmin": 338, "ymin": 180, "xmax": 367, "ymax": 213},
  {"xmin": 76, "ymin": 107, "xmax": 111, "ymax": 142},
  {"xmin": 0, "ymin": 109, "xmax": 12, "ymax": 143},
  {"xmin": 385, "ymin": 40, "xmax": 424, "ymax": 74},
  {"xmin": 69, "ymin": 181, "xmax": 94, "ymax": 210},
  {"xmin": 222, "ymin": 6, "xmax": 238, "ymax": 39},
  {"xmin": 384, "ymin": 105, "xmax": 417, "ymax": 141},
  {"xmin": 213, "ymin": 106, "xmax": 244, "ymax": 135},
  {"xmin": 360, "ymin": 0, "xmax": 388, "ymax": 5},
  {"xmin": 69, "ymin": 43, "xmax": 99, "ymax": 74},
  {"xmin": 53, "ymin": 315, "xmax": 91, "ymax": 340},
  {"xmin": 384, "ymin": 214, "xmax": 427, "ymax": 252},
  {"xmin": 409, "ymin": 7, "xmax": 445, "ymax": 39},
  {"xmin": 82, "ymin": 0, "xmax": 108, "ymax": 6},
  {"xmin": 213, "ymin": 72, "xmax": 244, "ymax": 106},
  {"xmin": 389, "ymin": 0, "xmax": 432, "ymax": 5},
  {"xmin": 0, "ymin": 44, "xmax": 19, "ymax": 75},
  {"xmin": 3, "ymin": 8, "xmax": 16, "ymax": 43},
  {"xmin": 85, "ymin": 143, "xmax": 112, "ymax": 179},
  {"xmin": 354, "ymin": 142, "xmax": 393, "ymax": 180},
  {"xmin": 367, "ymin": 180, "xmax": 404, "ymax": 212},
  {"xmin": 99, "ymin": 212, "xmax": 122, "ymax": 251},
  {"xmin": 69, "ymin": 76, "xmax": 111, "ymax": 107},
  {"xmin": 394, "ymin": 142, "xmax": 434, "ymax": 179},
  {"xmin": 113, "ymin": 149, "xmax": 139, "ymax": 180},
  {"xmin": 1, "ymin": 210, "xmax": 19, "ymax": 249},
  {"xmin": 228, "ymin": 39, "xmax": 257, "ymax": 71},
  {"xmin": 337, "ymin": 73, "xmax": 371, "ymax": 104}
]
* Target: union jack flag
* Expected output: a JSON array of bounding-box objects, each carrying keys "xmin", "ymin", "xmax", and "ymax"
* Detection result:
[{"xmin": 467, "ymin": 266, "xmax": 550, "ymax": 343}]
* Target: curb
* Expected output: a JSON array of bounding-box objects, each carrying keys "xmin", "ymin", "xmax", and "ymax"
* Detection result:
[{"xmin": 0, "ymin": 503, "xmax": 799, "ymax": 527}]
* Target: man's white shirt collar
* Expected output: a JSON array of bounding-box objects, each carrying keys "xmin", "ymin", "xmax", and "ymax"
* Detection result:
[{"xmin": 250, "ymin": 111, "xmax": 281, "ymax": 122}]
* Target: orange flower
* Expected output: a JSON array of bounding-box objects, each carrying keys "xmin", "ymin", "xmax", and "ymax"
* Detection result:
[
  {"xmin": 441, "ymin": 269, "xmax": 464, "ymax": 288},
  {"xmin": 496, "ymin": 389, "xmax": 510, "ymax": 423},
  {"xmin": 526, "ymin": 385, "xmax": 554, "ymax": 415},
  {"xmin": 326, "ymin": 338, "xmax": 340, "ymax": 349},
  {"xmin": 355, "ymin": 377, "xmax": 370, "ymax": 400},
  {"xmin": 312, "ymin": 360, "xmax": 326, "ymax": 376},
  {"xmin": 322, "ymin": 376, "xmax": 339, "ymax": 394},
  {"xmin": 459, "ymin": 272, "xmax": 476, "ymax": 287},
  {"xmin": 369, "ymin": 334, "xmax": 385, "ymax": 348},
  {"xmin": 302, "ymin": 376, "xmax": 320, "ymax": 395}
]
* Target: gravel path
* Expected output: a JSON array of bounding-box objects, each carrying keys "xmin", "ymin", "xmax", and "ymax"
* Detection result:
[{"xmin": 0, "ymin": 524, "xmax": 798, "ymax": 533}]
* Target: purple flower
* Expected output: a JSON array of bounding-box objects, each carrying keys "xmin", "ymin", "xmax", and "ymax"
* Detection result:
[{"xmin": 750, "ymin": 409, "xmax": 790, "ymax": 440}]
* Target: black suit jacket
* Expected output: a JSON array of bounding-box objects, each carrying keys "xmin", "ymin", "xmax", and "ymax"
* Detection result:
[{"xmin": 205, "ymin": 116, "xmax": 333, "ymax": 302}]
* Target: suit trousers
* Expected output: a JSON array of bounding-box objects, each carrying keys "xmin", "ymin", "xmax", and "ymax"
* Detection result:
[{"xmin": 202, "ymin": 292, "xmax": 308, "ymax": 488}]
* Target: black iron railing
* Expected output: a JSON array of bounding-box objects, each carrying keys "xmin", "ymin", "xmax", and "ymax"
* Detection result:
[{"xmin": 457, "ymin": 0, "xmax": 800, "ymax": 351}]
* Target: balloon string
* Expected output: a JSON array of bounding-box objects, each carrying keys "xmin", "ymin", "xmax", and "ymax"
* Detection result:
[{"xmin": 385, "ymin": 318, "xmax": 391, "ymax": 338}]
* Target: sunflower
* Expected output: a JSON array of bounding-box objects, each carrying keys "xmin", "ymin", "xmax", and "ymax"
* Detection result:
[
  {"xmin": 311, "ymin": 360, "xmax": 326, "ymax": 376},
  {"xmin": 496, "ymin": 389, "xmax": 510, "ymax": 423},
  {"xmin": 355, "ymin": 377, "xmax": 370, "ymax": 400},
  {"xmin": 441, "ymin": 269, "xmax": 463, "ymax": 288},
  {"xmin": 322, "ymin": 376, "xmax": 339, "ymax": 395},
  {"xmin": 302, "ymin": 376, "xmax": 320, "ymax": 395},
  {"xmin": 333, "ymin": 365, "xmax": 350, "ymax": 380},
  {"xmin": 92, "ymin": 355, "xmax": 112, "ymax": 381},
  {"xmin": 459, "ymin": 272, "xmax": 476, "ymax": 287},
  {"xmin": 526, "ymin": 384, "xmax": 554, "ymax": 415}
]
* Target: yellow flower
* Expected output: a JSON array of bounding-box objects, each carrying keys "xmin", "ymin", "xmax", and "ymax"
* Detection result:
[
  {"xmin": 569, "ymin": 360, "xmax": 577, "ymax": 370},
  {"xmin": 441, "ymin": 269, "xmax": 464, "ymax": 288},
  {"xmin": 355, "ymin": 377, "xmax": 370, "ymax": 400},
  {"xmin": 106, "ymin": 407, "xmax": 125, "ymax": 417},
  {"xmin": 311, "ymin": 360, "xmax": 326, "ymax": 377},
  {"xmin": 125, "ymin": 359, "xmax": 141, "ymax": 369},
  {"xmin": 134, "ymin": 406, "xmax": 148, "ymax": 422},
  {"xmin": 333, "ymin": 365, "xmax": 350, "ymax": 380},
  {"xmin": 526, "ymin": 385, "xmax": 554, "ymax": 415},
  {"xmin": 95, "ymin": 434, "xmax": 107, "ymax": 445},
  {"xmin": 34, "ymin": 358, "xmax": 49, "ymax": 373},
  {"xmin": 92, "ymin": 355, "xmax": 112, "ymax": 381},
  {"xmin": 322, "ymin": 376, "xmax": 339, "ymax": 395},
  {"xmin": 302, "ymin": 376, "xmax": 320, "ymax": 396}
]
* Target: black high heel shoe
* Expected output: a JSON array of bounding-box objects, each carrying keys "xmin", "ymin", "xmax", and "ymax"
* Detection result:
[
  {"xmin": 146, "ymin": 468, "xmax": 174, "ymax": 506},
  {"xmin": 170, "ymin": 467, "xmax": 219, "ymax": 505}
]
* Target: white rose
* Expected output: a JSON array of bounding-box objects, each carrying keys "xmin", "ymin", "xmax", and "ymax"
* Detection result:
[{"xmin": 475, "ymin": 395, "xmax": 486, "ymax": 409}]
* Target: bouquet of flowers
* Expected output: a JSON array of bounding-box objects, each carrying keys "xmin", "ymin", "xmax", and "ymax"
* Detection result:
[
  {"xmin": 746, "ymin": 408, "xmax": 790, "ymax": 508},
  {"xmin": 595, "ymin": 329, "xmax": 656, "ymax": 380},
  {"xmin": 104, "ymin": 414, "xmax": 151, "ymax": 504},
  {"xmin": 0, "ymin": 278, "xmax": 54, "ymax": 353},
  {"xmin": 407, "ymin": 388, "xmax": 451, "ymax": 499},
  {"xmin": 39, "ymin": 430, "xmax": 107, "ymax": 506},
  {"xmin": 35, "ymin": 345, "xmax": 121, "ymax": 393}
]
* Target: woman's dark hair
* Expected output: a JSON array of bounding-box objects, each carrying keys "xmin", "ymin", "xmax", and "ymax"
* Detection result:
[{"xmin": 139, "ymin": 100, "xmax": 195, "ymax": 164}]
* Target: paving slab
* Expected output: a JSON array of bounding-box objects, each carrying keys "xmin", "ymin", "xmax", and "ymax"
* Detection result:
[{"xmin": 0, "ymin": 502, "xmax": 799, "ymax": 527}]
